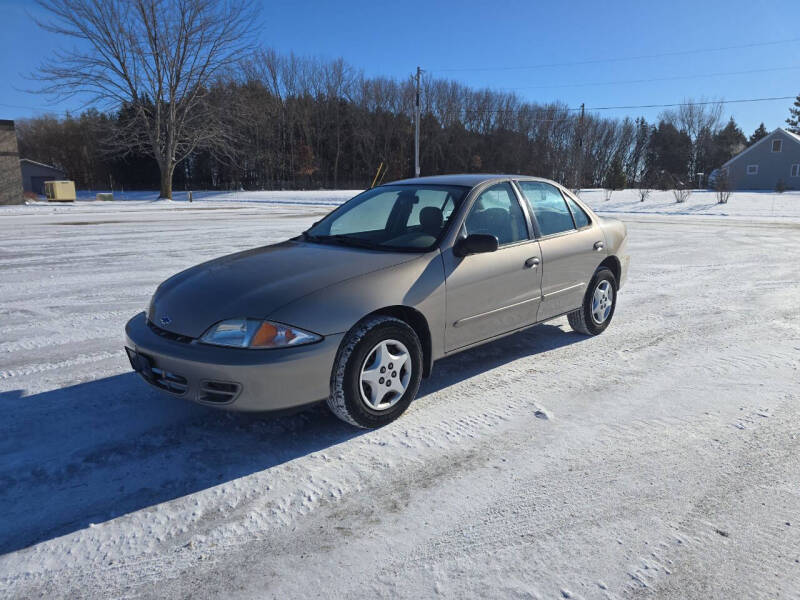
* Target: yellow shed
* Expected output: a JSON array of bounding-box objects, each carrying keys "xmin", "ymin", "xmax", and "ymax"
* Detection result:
[{"xmin": 44, "ymin": 180, "xmax": 77, "ymax": 202}]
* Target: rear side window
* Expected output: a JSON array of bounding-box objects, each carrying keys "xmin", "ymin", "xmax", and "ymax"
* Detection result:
[
  {"xmin": 518, "ymin": 181, "xmax": 575, "ymax": 236},
  {"xmin": 565, "ymin": 195, "xmax": 590, "ymax": 228}
]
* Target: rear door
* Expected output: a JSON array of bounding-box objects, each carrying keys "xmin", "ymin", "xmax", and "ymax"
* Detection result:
[
  {"xmin": 443, "ymin": 182, "xmax": 542, "ymax": 351},
  {"xmin": 516, "ymin": 181, "xmax": 605, "ymax": 321}
]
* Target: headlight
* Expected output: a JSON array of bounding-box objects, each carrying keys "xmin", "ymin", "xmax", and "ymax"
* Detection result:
[{"xmin": 199, "ymin": 318, "xmax": 321, "ymax": 349}]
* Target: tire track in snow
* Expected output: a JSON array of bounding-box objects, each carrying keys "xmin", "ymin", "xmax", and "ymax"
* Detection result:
[{"xmin": 0, "ymin": 350, "xmax": 125, "ymax": 380}]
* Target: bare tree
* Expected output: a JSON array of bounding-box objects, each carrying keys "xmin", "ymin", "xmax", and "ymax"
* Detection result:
[
  {"xmin": 713, "ymin": 169, "xmax": 732, "ymax": 204},
  {"xmin": 22, "ymin": 46, "xmax": 658, "ymax": 191},
  {"xmin": 34, "ymin": 0, "xmax": 258, "ymax": 198},
  {"xmin": 661, "ymin": 98, "xmax": 723, "ymax": 180},
  {"xmin": 664, "ymin": 170, "xmax": 691, "ymax": 203},
  {"xmin": 672, "ymin": 184, "xmax": 691, "ymax": 204},
  {"xmin": 636, "ymin": 163, "xmax": 652, "ymax": 202}
]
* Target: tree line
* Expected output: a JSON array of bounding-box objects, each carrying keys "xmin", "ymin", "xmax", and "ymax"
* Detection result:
[
  {"xmin": 20, "ymin": 0, "xmax": 782, "ymax": 195},
  {"xmin": 17, "ymin": 52, "xmax": 766, "ymax": 194}
]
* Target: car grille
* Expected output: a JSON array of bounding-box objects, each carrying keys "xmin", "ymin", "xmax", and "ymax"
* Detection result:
[
  {"xmin": 147, "ymin": 319, "xmax": 194, "ymax": 344},
  {"xmin": 149, "ymin": 367, "xmax": 189, "ymax": 395},
  {"xmin": 199, "ymin": 380, "xmax": 241, "ymax": 404}
]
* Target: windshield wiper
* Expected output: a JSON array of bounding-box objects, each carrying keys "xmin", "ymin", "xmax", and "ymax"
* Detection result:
[
  {"xmin": 300, "ymin": 231, "xmax": 321, "ymax": 241},
  {"xmin": 301, "ymin": 232, "xmax": 381, "ymax": 249}
]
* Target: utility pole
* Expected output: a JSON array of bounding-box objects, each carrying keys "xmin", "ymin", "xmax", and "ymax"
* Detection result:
[
  {"xmin": 575, "ymin": 102, "xmax": 585, "ymax": 191},
  {"xmin": 414, "ymin": 66, "xmax": 422, "ymax": 177}
]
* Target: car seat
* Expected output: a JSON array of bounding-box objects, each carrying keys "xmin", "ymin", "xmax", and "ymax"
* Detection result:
[
  {"xmin": 419, "ymin": 206, "xmax": 443, "ymax": 236},
  {"xmin": 467, "ymin": 207, "xmax": 514, "ymax": 245}
]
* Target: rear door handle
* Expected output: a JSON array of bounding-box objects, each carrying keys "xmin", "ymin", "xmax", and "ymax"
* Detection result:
[
  {"xmin": 594, "ymin": 241, "xmax": 605, "ymax": 251},
  {"xmin": 525, "ymin": 257, "xmax": 540, "ymax": 268}
]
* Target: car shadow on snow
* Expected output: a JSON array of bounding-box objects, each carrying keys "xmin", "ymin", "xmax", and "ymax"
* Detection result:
[
  {"xmin": 0, "ymin": 322, "xmax": 584, "ymax": 555},
  {"xmin": 419, "ymin": 322, "xmax": 586, "ymax": 396},
  {"xmin": 0, "ymin": 374, "xmax": 362, "ymax": 555}
]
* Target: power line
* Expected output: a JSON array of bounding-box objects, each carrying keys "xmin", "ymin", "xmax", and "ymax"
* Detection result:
[
  {"xmin": 431, "ymin": 37, "xmax": 800, "ymax": 73},
  {"xmin": 586, "ymin": 95, "xmax": 796, "ymax": 112},
  {"xmin": 503, "ymin": 65, "xmax": 800, "ymax": 91},
  {"xmin": 460, "ymin": 95, "xmax": 796, "ymax": 117}
]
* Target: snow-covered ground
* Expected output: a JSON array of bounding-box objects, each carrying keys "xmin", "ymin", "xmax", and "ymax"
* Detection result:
[
  {"xmin": 1, "ymin": 190, "xmax": 799, "ymax": 599},
  {"xmin": 16, "ymin": 187, "xmax": 800, "ymax": 222},
  {"xmin": 579, "ymin": 188, "xmax": 800, "ymax": 221}
]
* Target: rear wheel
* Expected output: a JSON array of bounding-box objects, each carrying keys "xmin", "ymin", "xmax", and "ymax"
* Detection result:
[
  {"xmin": 568, "ymin": 267, "xmax": 617, "ymax": 335},
  {"xmin": 327, "ymin": 316, "xmax": 423, "ymax": 428}
]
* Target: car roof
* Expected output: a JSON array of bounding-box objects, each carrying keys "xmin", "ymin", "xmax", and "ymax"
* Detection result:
[{"xmin": 386, "ymin": 174, "xmax": 554, "ymax": 188}]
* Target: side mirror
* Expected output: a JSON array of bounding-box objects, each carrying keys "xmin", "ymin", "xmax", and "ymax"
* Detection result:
[{"xmin": 453, "ymin": 233, "xmax": 499, "ymax": 257}]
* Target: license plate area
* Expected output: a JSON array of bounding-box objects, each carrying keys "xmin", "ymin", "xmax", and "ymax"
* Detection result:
[
  {"xmin": 126, "ymin": 347, "xmax": 153, "ymax": 376},
  {"xmin": 125, "ymin": 347, "xmax": 188, "ymax": 395}
]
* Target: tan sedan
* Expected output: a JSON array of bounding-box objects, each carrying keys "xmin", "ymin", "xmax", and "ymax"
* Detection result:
[{"xmin": 125, "ymin": 174, "xmax": 629, "ymax": 428}]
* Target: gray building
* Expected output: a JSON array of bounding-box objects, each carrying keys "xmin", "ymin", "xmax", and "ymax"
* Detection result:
[
  {"xmin": 20, "ymin": 159, "xmax": 66, "ymax": 196},
  {"xmin": 717, "ymin": 127, "xmax": 800, "ymax": 190},
  {"xmin": 0, "ymin": 119, "xmax": 24, "ymax": 205}
]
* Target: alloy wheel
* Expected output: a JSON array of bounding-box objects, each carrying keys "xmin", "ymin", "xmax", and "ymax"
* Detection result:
[
  {"xmin": 591, "ymin": 280, "xmax": 614, "ymax": 324},
  {"xmin": 359, "ymin": 339, "xmax": 411, "ymax": 411}
]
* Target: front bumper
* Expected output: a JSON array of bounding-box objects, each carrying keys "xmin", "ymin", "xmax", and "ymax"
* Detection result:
[{"xmin": 124, "ymin": 312, "xmax": 344, "ymax": 412}]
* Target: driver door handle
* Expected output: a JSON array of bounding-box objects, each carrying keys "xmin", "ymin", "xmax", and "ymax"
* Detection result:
[
  {"xmin": 594, "ymin": 241, "xmax": 605, "ymax": 251},
  {"xmin": 524, "ymin": 257, "xmax": 540, "ymax": 268}
]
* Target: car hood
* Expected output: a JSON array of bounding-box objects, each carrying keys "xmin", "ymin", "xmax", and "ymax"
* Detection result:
[{"xmin": 149, "ymin": 240, "xmax": 418, "ymax": 338}]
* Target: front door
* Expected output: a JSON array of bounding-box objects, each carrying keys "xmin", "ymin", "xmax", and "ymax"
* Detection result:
[{"xmin": 443, "ymin": 182, "xmax": 542, "ymax": 351}]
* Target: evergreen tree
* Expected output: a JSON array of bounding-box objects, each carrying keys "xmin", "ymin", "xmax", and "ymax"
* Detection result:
[
  {"xmin": 604, "ymin": 155, "xmax": 627, "ymax": 190},
  {"xmin": 646, "ymin": 121, "xmax": 692, "ymax": 186},
  {"xmin": 627, "ymin": 117, "xmax": 651, "ymax": 183},
  {"xmin": 694, "ymin": 118, "xmax": 747, "ymax": 176},
  {"xmin": 712, "ymin": 117, "xmax": 747, "ymax": 165},
  {"xmin": 748, "ymin": 122, "xmax": 769, "ymax": 145},
  {"xmin": 787, "ymin": 94, "xmax": 800, "ymax": 134}
]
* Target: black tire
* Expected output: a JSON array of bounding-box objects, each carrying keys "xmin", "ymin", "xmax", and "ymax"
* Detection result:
[
  {"xmin": 568, "ymin": 267, "xmax": 618, "ymax": 336},
  {"xmin": 327, "ymin": 316, "xmax": 423, "ymax": 428}
]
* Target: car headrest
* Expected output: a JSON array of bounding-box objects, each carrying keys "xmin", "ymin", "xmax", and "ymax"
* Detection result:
[
  {"xmin": 419, "ymin": 206, "xmax": 443, "ymax": 235},
  {"xmin": 482, "ymin": 207, "xmax": 510, "ymax": 222}
]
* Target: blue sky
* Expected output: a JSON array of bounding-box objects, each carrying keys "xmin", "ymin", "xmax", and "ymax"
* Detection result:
[{"xmin": 1, "ymin": 0, "xmax": 798, "ymax": 135}]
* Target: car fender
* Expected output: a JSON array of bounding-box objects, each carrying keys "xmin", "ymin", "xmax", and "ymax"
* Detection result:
[
  {"xmin": 597, "ymin": 217, "xmax": 629, "ymax": 288},
  {"xmin": 267, "ymin": 251, "xmax": 447, "ymax": 359}
]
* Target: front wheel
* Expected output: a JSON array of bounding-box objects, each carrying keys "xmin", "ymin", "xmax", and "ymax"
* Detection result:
[
  {"xmin": 327, "ymin": 316, "xmax": 423, "ymax": 428},
  {"xmin": 568, "ymin": 267, "xmax": 618, "ymax": 335}
]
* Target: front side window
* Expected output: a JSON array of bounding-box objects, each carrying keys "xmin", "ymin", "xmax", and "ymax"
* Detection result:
[
  {"xmin": 747, "ymin": 164, "xmax": 759, "ymax": 175},
  {"xmin": 772, "ymin": 139, "xmax": 783, "ymax": 152},
  {"xmin": 306, "ymin": 184, "xmax": 468, "ymax": 251},
  {"xmin": 463, "ymin": 182, "xmax": 529, "ymax": 246},
  {"xmin": 518, "ymin": 181, "xmax": 576, "ymax": 236}
]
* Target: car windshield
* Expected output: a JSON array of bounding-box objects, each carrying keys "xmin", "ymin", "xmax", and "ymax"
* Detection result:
[{"xmin": 303, "ymin": 184, "xmax": 469, "ymax": 252}]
